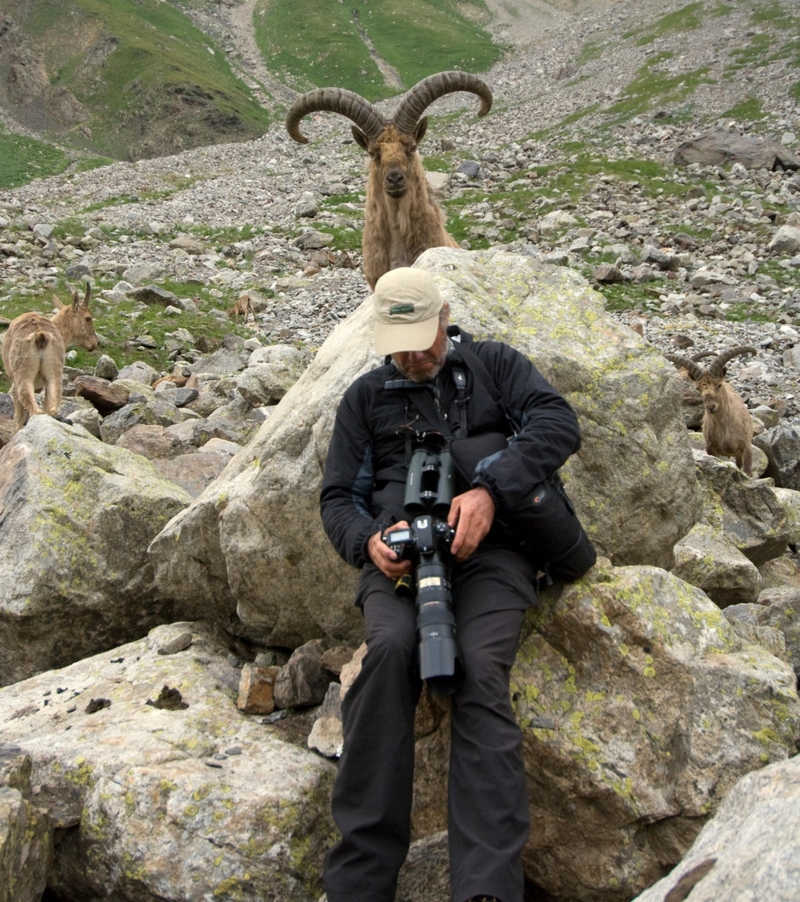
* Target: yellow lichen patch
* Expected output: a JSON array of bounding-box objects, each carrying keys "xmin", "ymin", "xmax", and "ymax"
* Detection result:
[
  {"xmin": 184, "ymin": 804, "xmax": 200, "ymax": 817},
  {"xmin": 612, "ymin": 776, "xmax": 634, "ymax": 800},
  {"xmin": 64, "ymin": 759, "xmax": 95, "ymax": 788},
  {"xmin": 212, "ymin": 876, "xmax": 242, "ymax": 898},
  {"xmin": 753, "ymin": 727, "xmax": 781, "ymax": 746}
]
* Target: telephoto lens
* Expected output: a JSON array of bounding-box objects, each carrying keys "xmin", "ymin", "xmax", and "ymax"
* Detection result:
[{"xmin": 396, "ymin": 448, "xmax": 462, "ymax": 696}]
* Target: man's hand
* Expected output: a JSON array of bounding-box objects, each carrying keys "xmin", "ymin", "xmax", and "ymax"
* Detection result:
[
  {"xmin": 367, "ymin": 521, "xmax": 413, "ymax": 580},
  {"xmin": 448, "ymin": 486, "xmax": 495, "ymax": 561}
]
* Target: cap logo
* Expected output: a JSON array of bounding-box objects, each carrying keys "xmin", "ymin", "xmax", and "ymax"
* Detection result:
[{"xmin": 389, "ymin": 303, "xmax": 415, "ymax": 315}]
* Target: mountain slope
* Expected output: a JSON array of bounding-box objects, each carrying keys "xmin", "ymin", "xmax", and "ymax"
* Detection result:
[{"xmin": 0, "ymin": 0, "xmax": 273, "ymax": 162}]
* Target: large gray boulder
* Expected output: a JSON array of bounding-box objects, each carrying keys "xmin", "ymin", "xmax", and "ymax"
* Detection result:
[
  {"xmin": 512, "ymin": 560, "xmax": 800, "ymax": 901},
  {"xmin": 672, "ymin": 127, "xmax": 800, "ymax": 170},
  {"xmin": 0, "ymin": 621, "xmax": 337, "ymax": 902},
  {"xmin": 150, "ymin": 248, "xmax": 697, "ymax": 646},
  {"xmin": 0, "ymin": 417, "xmax": 192, "ymax": 686},
  {"xmin": 631, "ymin": 755, "xmax": 800, "ymax": 902},
  {"xmin": 693, "ymin": 451, "xmax": 795, "ymax": 564}
]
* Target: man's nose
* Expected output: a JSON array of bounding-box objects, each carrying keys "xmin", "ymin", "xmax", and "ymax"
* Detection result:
[{"xmin": 408, "ymin": 351, "xmax": 426, "ymax": 362}]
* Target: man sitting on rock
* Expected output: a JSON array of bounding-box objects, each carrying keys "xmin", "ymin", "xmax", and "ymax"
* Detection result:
[{"xmin": 319, "ymin": 267, "xmax": 581, "ymax": 902}]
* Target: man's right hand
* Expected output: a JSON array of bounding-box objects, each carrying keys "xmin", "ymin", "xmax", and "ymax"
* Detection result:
[{"xmin": 368, "ymin": 522, "xmax": 413, "ymax": 580}]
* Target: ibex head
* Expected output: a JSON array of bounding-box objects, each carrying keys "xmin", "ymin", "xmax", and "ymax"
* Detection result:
[
  {"xmin": 53, "ymin": 282, "xmax": 99, "ymax": 352},
  {"xmin": 285, "ymin": 71, "xmax": 492, "ymax": 199}
]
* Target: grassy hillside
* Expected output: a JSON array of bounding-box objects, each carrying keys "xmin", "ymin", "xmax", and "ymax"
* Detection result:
[
  {"xmin": 254, "ymin": 0, "xmax": 505, "ymax": 97},
  {"xmin": 0, "ymin": 0, "xmax": 273, "ymax": 167}
]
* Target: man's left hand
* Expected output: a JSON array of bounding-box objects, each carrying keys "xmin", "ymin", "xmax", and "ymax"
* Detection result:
[{"xmin": 448, "ymin": 486, "xmax": 495, "ymax": 561}]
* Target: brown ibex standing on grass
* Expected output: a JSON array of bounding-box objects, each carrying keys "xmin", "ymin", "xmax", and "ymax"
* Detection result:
[
  {"xmin": 2, "ymin": 283, "xmax": 99, "ymax": 433},
  {"xmin": 666, "ymin": 345, "xmax": 757, "ymax": 475},
  {"xmin": 227, "ymin": 292, "xmax": 256, "ymax": 323},
  {"xmin": 285, "ymin": 71, "xmax": 492, "ymax": 289}
]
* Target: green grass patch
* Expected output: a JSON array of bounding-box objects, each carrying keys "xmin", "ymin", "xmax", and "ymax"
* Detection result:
[
  {"xmin": 721, "ymin": 95, "xmax": 766, "ymax": 121},
  {"xmin": 593, "ymin": 283, "xmax": 664, "ymax": 314},
  {"xmin": 254, "ymin": 0, "xmax": 505, "ymax": 97},
  {"xmin": 721, "ymin": 302, "xmax": 775, "ymax": 324},
  {"xmin": 576, "ymin": 40, "xmax": 606, "ymax": 66},
  {"xmin": 0, "ymin": 279, "xmax": 263, "ymax": 393},
  {"xmin": 605, "ymin": 59, "xmax": 714, "ymax": 124},
  {"xmin": 632, "ymin": 2, "xmax": 706, "ymax": 45},
  {"xmin": 0, "ymin": 128, "xmax": 72, "ymax": 189},
  {"xmin": 749, "ymin": 1, "xmax": 790, "ymax": 26},
  {"xmin": 727, "ymin": 31, "xmax": 777, "ymax": 70}
]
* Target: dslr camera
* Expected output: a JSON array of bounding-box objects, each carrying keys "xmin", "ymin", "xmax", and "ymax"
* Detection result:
[{"xmin": 382, "ymin": 448, "xmax": 462, "ymax": 697}]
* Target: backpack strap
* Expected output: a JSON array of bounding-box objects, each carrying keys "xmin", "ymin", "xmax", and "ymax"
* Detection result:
[{"xmin": 452, "ymin": 340, "xmax": 519, "ymax": 436}]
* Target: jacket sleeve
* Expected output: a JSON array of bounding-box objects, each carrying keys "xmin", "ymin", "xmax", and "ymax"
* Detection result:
[
  {"xmin": 470, "ymin": 341, "xmax": 582, "ymax": 515},
  {"xmin": 319, "ymin": 379, "xmax": 386, "ymax": 569}
]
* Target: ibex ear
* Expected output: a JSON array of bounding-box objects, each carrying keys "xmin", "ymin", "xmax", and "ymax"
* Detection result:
[
  {"xmin": 352, "ymin": 127, "xmax": 369, "ymax": 151},
  {"xmin": 52, "ymin": 294, "xmax": 66, "ymax": 310},
  {"xmin": 414, "ymin": 117, "xmax": 428, "ymax": 143}
]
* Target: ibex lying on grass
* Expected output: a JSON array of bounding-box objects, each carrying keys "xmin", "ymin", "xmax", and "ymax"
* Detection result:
[
  {"xmin": 2, "ymin": 283, "xmax": 99, "ymax": 432},
  {"xmin": 666, "ymin": 346, "xmax": 757, "ymax": 475},
  {"xmin": 286, "ymin": 71, "xmax": 492, "ymax": 289}
]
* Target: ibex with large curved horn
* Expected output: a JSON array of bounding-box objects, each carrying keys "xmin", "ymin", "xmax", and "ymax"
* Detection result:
[
  {"xmin": 666, "ymin": 345, "xmax": 757, "ymax": 475},
  {"xmin": 286, "ymin": 71, "xmax": 492, "ymax": 289}
]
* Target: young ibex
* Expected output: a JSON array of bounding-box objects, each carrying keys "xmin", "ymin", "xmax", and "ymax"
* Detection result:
[
  {"xmin": 227, "ymin": 292, "xmax": 255, "ymax": 323},
  {"xmin": 666, "ymin": 345, "xmax": 757, "ymax": 475},
  {"xmin": 285, "ymin": 71, "xmax": 492, "ymax": 289},
  {"xmin": 2, "ymin": 283, "xmax": 99, "ymax": 432}
]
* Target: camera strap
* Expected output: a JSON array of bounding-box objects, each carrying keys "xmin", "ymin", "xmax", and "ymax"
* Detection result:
[{"xmin": 400, "ymin": 369, "xmax": 468, "ymax": 443}]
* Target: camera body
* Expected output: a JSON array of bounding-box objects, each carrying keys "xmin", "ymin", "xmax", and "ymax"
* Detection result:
[{"xmin": 382, "ymin": 448, "xmax": 461, "ymax": 697}]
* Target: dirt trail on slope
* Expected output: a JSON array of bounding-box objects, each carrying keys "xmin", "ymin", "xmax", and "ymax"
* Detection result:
[{"xmin": 224, "ymin": 0, "xmax": 296, "ymax": 104}]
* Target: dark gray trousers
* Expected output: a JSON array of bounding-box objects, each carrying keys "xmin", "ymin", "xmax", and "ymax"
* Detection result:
[{"xmin": 324, "ymin": 549, "xmax": 535, "ymax": 902}]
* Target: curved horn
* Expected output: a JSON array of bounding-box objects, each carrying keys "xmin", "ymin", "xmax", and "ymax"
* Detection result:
[
  {"xmin": 285, "ymin": 88, "xmax": 387, "ymax": 144},
  {"xmin": 665, "ymin": 353, "xmax": 705, "ymax": 382},
  {"xmin": 392, "ymin": 70, "xmax": 492, "ymax": 135},
  {"xmin": 707, "ymin": 346, "xmax": 757, "ymax": 379}
]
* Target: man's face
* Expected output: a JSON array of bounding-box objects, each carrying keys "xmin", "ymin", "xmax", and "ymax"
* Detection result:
[{"xmin": 392, "ymin": 317, "xmax": 449, "ymax": 383}]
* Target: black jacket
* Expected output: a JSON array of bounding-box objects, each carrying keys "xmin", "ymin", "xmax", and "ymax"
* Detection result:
[{"xmin": 320, "ymin": 328, "xmax": 581, "ymax": 569}]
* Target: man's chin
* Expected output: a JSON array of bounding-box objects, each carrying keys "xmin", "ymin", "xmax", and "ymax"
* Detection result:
[{"xmin": 403, "ymin": 364, "xmax": 442, "ymax": 383}]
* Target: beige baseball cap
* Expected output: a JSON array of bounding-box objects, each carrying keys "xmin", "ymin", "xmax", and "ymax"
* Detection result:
[{"xmin": 372, "ymin": 268, "xmax": 444, "ymax": 355}]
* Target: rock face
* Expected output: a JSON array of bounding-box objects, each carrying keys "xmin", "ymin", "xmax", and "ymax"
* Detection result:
[
  {"xmin": 0, "ymin": 746, "xmax": 51, "ymax": 902},
  {"xmin": 631, "ymin": 754, "xmax": 800, "ymax": 902},
  {"xmin": 673, "ymin": 127, "xmax": 800, "ymax": 171},
  {"xmin": 0, "ymin": 622, "xmax": 338, "ymax": 902},
  {"xmin": 0, "ymin": 416, "xmax": 192, "ymax": 686},
  {"xmin": 150, "ymin": 248, "xmax": 697, "ymax": 646},
  {"xmin": 511, "ymin": 560, "xmax": 800, "ymax": 901}
]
